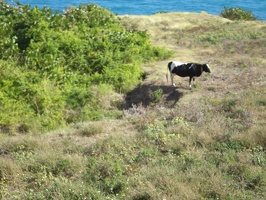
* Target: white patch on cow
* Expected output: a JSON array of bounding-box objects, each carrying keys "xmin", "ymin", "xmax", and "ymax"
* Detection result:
[
  {"xmin": 171, "ymin": 61, "xmax": 184, "ymax": 72},
  {"xmin": 189, "ymin": 64, "xmax": 194, "ymax": 69}
]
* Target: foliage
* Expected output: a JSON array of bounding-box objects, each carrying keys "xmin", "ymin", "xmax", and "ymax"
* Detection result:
[
  {"xmin": 220, "ymin": 6, "xmax": 257, "ymax": 21},
  {"xmin": 0, "ymin": 1, "xmax": 171, "ymax": 132}
]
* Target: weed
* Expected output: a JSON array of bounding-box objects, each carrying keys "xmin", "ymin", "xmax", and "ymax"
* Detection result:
[
  {"xmin": 144, "ymin": 123, "xmax": 167, "ymax": 145},
  {"xmin": 150, "ymin": 88, "xmax": 163, "ymax": 103},
  {"xmin": 250, "ymin": 146, "xmax": 266, "ymax": 167},
  {"xmin": 212, "ymin": 138, "xmax": 245, "ymax": 154}
]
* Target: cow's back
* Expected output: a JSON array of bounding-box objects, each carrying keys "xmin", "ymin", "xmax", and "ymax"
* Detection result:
[{"xmin": 172, "ymin": 64, "xmax": 190, "ymax": 77}]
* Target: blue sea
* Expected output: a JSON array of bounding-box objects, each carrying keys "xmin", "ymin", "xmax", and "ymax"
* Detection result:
[{"xmin": 6, "ymin": 0, "xmax": 266, "ymax": 21}]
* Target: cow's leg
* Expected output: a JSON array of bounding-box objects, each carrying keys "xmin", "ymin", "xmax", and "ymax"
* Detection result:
[
  {"xmin": 171, "ymin": 73, "xmax": 176, "ymax": 86},
  {"xmin": 192, "ymin": 77, "xmax": 195, "ymax": 86},
  {"xmin": 189, "ymin": 77, "xmax": 192, "ymax": 88}
]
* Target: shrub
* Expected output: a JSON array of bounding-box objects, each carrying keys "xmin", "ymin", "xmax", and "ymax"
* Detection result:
[
  {"xmin": 0, "ymin": 2, "xmax": 172, "ymax": 132},
  {"xmin": 220, "ymin": 6, "xmax": 257, "ymax": 21}
]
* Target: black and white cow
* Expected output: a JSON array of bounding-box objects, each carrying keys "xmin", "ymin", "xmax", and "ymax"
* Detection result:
[{"xmin": 166, "ymin": 61, "xmax": 211, "ymax": 88}]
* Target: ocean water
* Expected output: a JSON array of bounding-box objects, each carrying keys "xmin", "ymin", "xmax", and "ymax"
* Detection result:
[{"xmin": 5, "ymin": 0, "xmax": 266, "ymax": 21}]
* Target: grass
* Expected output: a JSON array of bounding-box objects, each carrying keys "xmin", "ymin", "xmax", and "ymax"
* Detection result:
[{"xmin": 1, "ymin": 12, "xmax": 266, "ymax": 199}]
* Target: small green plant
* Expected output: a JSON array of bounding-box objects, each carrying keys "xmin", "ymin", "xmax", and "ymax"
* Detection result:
[
  {"xmin": 250, "ymin": 146, "xmax": 266, "ymax": 167},
  {"xmin": 144, "ymin": 123, "xmax": 167, "ymax": 145},
  {"xmin": 150, "ymin": 89, "xmax": 163, "ymax": 103},
  {"xmin": 220, "ymin": 6, "xmax": 257, "ymax": 21}
]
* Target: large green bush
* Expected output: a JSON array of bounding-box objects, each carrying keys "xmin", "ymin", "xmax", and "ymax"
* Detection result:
[{"xmin": 0, "ymin": 2, "xmax": 172, "ymax": 133}]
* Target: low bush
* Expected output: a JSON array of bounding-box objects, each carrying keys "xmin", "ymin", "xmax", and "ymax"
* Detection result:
[{"xmin": 220, "ymin": 6, "xmax": 257, "ymax": 21}]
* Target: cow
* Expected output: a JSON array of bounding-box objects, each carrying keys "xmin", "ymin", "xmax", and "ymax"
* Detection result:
[{"xmin": 166, "ymin": 61, "xmax": 211, "ymax": 88}]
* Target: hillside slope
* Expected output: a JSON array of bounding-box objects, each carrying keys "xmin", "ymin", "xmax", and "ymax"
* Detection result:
[
  {"xmin": 122, "ymin": 12, "xmax": 265, "ymax": 112},
  {"xmin": 1, "ymin": 12, "xmax": 265, "ymax": 199}
]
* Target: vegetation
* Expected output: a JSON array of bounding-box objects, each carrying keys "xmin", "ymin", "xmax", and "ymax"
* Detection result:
[
  {"xmin": 0, "ymin": 1, "xmax": 172, "ymax": 133},
  {"xmin": 220, "ymin": 6, "xmax": 257, "ymax": 21},
  {"xmin": 0, "ymin": 3, "xmax": 266, "ymax": 200}
]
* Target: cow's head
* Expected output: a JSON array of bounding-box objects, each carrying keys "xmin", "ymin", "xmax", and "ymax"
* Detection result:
[{"xmin": 203, "ymin": 64, "xmax": 211, "ymax": 73}]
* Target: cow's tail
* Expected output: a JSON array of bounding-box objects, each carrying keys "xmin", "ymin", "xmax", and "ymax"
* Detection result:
[
  {"xmin": 166, "ymin": 66, "xmax": 168, "ymax": 83},
  {"xmin": 166, "ymin": 62, "xmax": 171, "ymax": 83}
]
